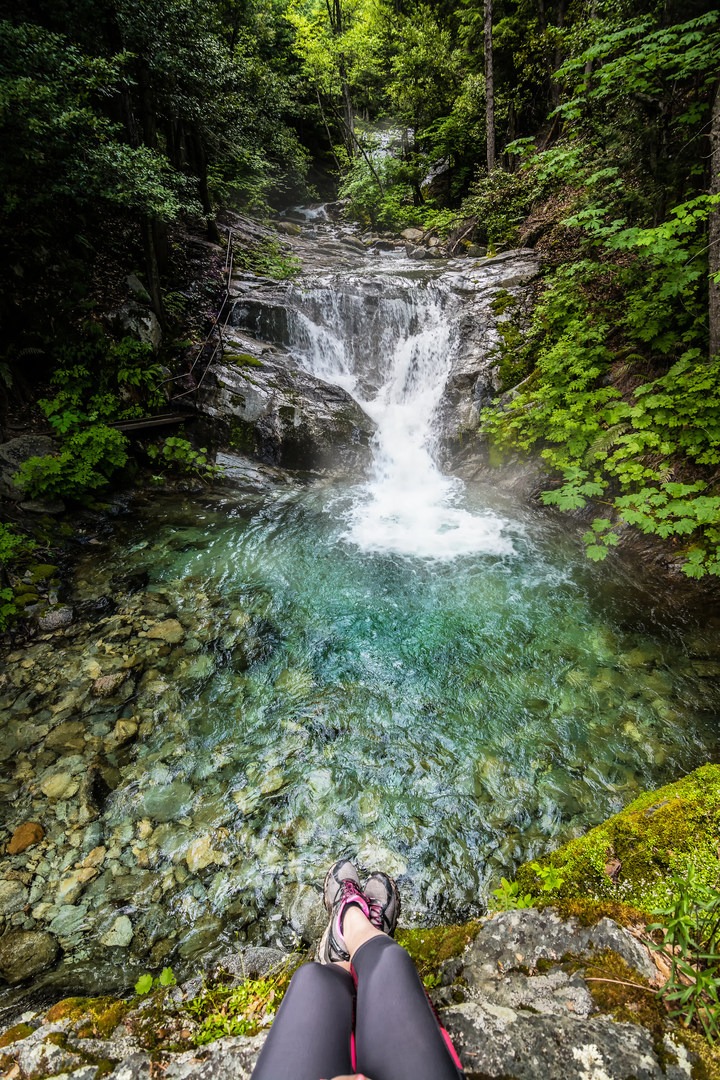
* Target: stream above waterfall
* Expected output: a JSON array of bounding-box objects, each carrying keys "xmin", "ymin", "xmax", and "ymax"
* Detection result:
[{"xmin": 1, "ymin": 214, "xmax": 719, "ymax": 1008}]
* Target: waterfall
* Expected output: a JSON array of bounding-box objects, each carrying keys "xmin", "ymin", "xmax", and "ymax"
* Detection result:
[{"xmin": 285, "ymin": 263, "xmax": 514, "ymax": 559}]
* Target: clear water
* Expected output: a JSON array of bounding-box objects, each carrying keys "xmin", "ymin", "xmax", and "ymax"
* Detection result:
[
  {"xmin": 2, "ymin": 236, "xmax": 720, "ymax": 1001},
  {"xmin": 102, "ymin": 482, "xmax": 719, "ymax": 934}
]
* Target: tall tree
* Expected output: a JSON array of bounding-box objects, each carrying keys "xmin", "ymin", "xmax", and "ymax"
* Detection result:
[
  {"xmin": 710, "ymin": 78, "xmax": 720, "ymax": 359},
  {"xmin": 484, "ymin": 0, "xmax": 495, "ymax": 172}
]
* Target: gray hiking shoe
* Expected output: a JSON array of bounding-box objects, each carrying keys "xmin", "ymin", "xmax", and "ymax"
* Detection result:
[
  {"xmin": 364, "ymin": 871, "xmax": 401, "ymax": 937},
  {"xmin": 316, "ymin": 858, "xmax": 370, "ymax": 964}
]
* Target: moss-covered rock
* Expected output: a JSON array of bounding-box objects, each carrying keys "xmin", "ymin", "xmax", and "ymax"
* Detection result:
[
  {"xmin": 44, "ymin": 995, "xmax": 130, "ymax": 1038},
  {"xmin": 396, "ymin": 922, "xmax": 482, "ymax": 983},
  {"xmin": 516, "ymin": 763, "xmax": 720, "ymax": 911},
  {"xmin": 0, "ymin": 1023, "xmax": 34, "ymax": 1049}
]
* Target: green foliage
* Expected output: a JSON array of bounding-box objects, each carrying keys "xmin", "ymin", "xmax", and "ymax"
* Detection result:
[
  {"xmin": 490, "ymin": 861, "xmax": 566, "ymax": 912},
  {"xmin": 135, "ymin": 968, "xmax": 176, "ymax": 996},
  {"xmin": 0, "ymin": 525, "xmax": 38, "ymax": 632},
  {"xmin": 146, "ymin": 436, "xmax": 218, "ymax": 478},
  {"xmin": 649, "ymin": 867, "xmax": 720, "ymax": 1042},
  {"xmin": 490, "ymin": 877, "xmax": 535, "ymax": 911},
  {"xmin": 16, "ymin": 426, "xmax": 130, "ymax": 500},
  {"xmin": 460, "ymin": 168, "xmax": 538, "ymax": 250},
  {"xmin": 0, "ymin": 524, "xmax": 35, "ymax": 568},
  {"xmin": 235, "ymin": 238, "xmax": 301, "ymax": 279},
  {"xmin": 482, "ymin": 212, "xmax": 720, "ymax": 575},
  {"xmin": 186, "ymin": 961, "xmax": 300, "ymax": 1045}
]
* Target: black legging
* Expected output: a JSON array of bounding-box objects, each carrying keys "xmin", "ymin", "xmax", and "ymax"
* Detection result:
[{"xmin": 251, "ymin": 935, "xmax": 464, "ymax": 1080}]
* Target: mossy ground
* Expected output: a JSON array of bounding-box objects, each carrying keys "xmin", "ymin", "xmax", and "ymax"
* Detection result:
[
  {"xmin": 225, "ymin": 352, "xmax": 264, "ymax": 368},
  {"xmin": 185, "ymin": 953, "xmax": 306, "ymax": 1046},
  {"xmin": 44, "ymin": 996, "xmax": 130, "ymax": 1038},
  {"xmin": 396, "ymin": 921, "xmax": 483, "ymax": 985},
  {"xmin": 515, "ymin": 764, "xmax": 720, "ymax": 912}
]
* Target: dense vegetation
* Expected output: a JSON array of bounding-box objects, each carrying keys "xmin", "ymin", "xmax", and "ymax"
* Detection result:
[{"xmin": 1, "ymin": 0, "xmax": 719, "ymax": 577}]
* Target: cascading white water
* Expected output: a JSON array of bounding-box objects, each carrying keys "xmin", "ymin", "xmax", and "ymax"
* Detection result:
[{"xmin": 286, "ymin": 265, "xmax": 514, "ymax": 559}]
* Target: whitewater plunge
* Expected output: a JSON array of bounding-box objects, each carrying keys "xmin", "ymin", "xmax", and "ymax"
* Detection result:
[{"xmin": 282, "ymin": 257, "xmax": 514, "ymax": 558}]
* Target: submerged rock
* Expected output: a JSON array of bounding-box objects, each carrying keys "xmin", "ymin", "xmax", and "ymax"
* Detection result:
[
  {"xmin": 7, "ymin": 821, "xmax": 44, "ymax": 854},
  {"xmin": 0, "ymin": 929, "xmax": 59, "ymax": 983}
]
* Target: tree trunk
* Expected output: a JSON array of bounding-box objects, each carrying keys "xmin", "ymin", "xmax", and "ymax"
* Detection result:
[
  {"xmin": 142, "ymin": 216, "xmax": 165, "ymax": 325},
  {"xmin": 189, "ymin": 129, "xmax": 221, "ymax": 244},
  {"xmin": 484, "ymin": 0, "xmax": 495, "ymax": 172},
  {"xmin": 710, "ymin": 79, "xmax": 720, "ymax": 359}
]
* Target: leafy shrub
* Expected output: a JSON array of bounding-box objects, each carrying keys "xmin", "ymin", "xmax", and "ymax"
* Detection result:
[
  {"xmin": 0, "ymin": 524, "xmax": 37, "ymax": 632},
  {"xmin": 186, "ymin": 960, "xmax": 301, "ymax": 1045},
  {"xmin": 135, "ymin": 968, "xmax": 176, "ymax": 996},
  {"xmin": 15, "ymin": 425, "xmax": 130, "ymax": 499},
  {"xmin": 481, "ymin": 198, "xmax": 720, "ymax": 577},
  {"xmin": 146, "ymin": 436, "xmax": 218, "ymax": 479},
  {"xmin": 460, "ymin": 167, "xmax": 539, "ymax": 250},
  {"xmin": 649, "ymin": 867, "xmax": 720, "ymax": 1041}
]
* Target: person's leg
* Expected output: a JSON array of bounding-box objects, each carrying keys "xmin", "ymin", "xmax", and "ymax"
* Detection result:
[
  {"xmin": 344, "ymin": 909, "xmax": 464, "ymax": 1080},
  {"xmin": 251, "ymin": 961, "xmax": 355, "ymax": 1080}
]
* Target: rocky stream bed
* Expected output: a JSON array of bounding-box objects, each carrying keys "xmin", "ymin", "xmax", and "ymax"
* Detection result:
[{"xmin": 2, "ymin": 208, "xmax": 720, "ymax": 1078}]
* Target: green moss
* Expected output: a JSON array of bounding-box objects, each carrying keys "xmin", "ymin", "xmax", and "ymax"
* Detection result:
[
  {"xmin": 537, "ymin": 897, "xmax": 649, "ymax": 928},
  {"xmin": 516, "ymin": 764, "xmax": 720, "ymax": 913},
  {"xmin": 27, "ymin": 563, "xmax": 59, "ymax": 583},
  {"xmin": 578, "ymin": 949, "xmax": 665, "ymax": 1035},
  {"xmin": 227, "ymin": 419, "xmax": 257, "ymax": 455},
  {"xmin": 0, "ymin": 1023, "xmax": 34, "ymax": 1048},
  {"xmin": 490, "ymin": 289, "xmax": 515, "ymax": 316},
  {"xmin": 225, "ymin": 353, "xmax": 264, "ymax": 368},
  {"xmin": 677, "ymin": 1029, "xmax": 720, "ymax": 1079},
  {"xmin": 395, "ymin": 921, "xmax": 482, "ymax": 982},
  {"xmin": 45, "ymin": 995, "xmax": 130, "ymax": 1037}
]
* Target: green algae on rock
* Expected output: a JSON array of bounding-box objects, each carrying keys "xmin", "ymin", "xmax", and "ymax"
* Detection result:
[{"xmin": 515, "ymin": 763, "xmax": 720, "ymax": 912}]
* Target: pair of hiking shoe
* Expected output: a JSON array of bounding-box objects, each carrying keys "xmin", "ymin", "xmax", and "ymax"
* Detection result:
[{"xmin": 317, "ymin": 858, "xmax": 400, "ymax": 964}]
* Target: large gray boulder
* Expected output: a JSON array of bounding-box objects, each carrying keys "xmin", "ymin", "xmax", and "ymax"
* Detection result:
[
  {"xmin": 196, "ymin": 335, "xmax": 375, "ymax": 472},
  {"xmin": 440, "ymin": 907, "xmax": 689, "ymax": 1080}
]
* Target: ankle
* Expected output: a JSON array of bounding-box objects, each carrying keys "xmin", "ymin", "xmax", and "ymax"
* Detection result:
[{"xmin": 342, "ymin": 902, "xmax": 384, "ymax": 957}]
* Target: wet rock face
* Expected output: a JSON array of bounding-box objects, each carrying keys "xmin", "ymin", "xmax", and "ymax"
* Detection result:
[
  {"xmin": 435, "ymin": 249, "xmax": 540, "ymax": 459},
  {"xmin": 196, "ymin": 345, "xmax": 376, "ymax": 472}
]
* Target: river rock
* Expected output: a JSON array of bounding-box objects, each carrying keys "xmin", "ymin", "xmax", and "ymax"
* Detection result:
[
  {"xmin": 147, "ymin": 619, "xmax": 185, "ymax": 644},
  {"xmin": 41, "ymin": 770, "xmax": 80, "ymax": 800},
  {"xmin": 0, "ymin": 878, "xmax": 28, "ymax": 915},
  {"xmin": 56, "ymin": 866, "xmax": 98, "ymax": 905},
  {"xmin": 0, "ymin": 929, "xmax": 59, "ymax": 983},
  {"xmin": 178, "ymin": 914, "xmax": 223, "ymax": 958},
  {"xmin": 101, "ymin": 914, "xmax": 134, "ymax": 947},
  {"xmin": 92, "ymin": 672, "xmax": 128, "ymax": 696},
  {"xmin": 443, "ymin": 1003, "xmax": 691, "ymax": 1079},
  {"xmin": 462, "ymin": 907, "xmax": 656, "ymax": 982},
  {"xmin": 37, "ymin": 606, "xmax": 74, "ymax": 632},
  {"xmin": 45, "ymin": 720, "xmax": 86, "ymax": 753},
  {"xmin": 185, "ymin": 834, "xmax": 224, "ymax": 873},
  {"xmin": 109, "ymin": 301, "xmax": 162, "ymax": 351},
  {"xmin": 401, "ymin": 227, "xmax": 424, "ymax": 242},
  {"xmin": 106, "ymin": 718, "xmax": 139, "ymax": 750},
  {"xmin": 141, "ymin": 781, "xmax": 194, "ymax": 822},
  {"xmin": 7, "ymin": 821, "xmax": 44, "ymax": 854}
]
